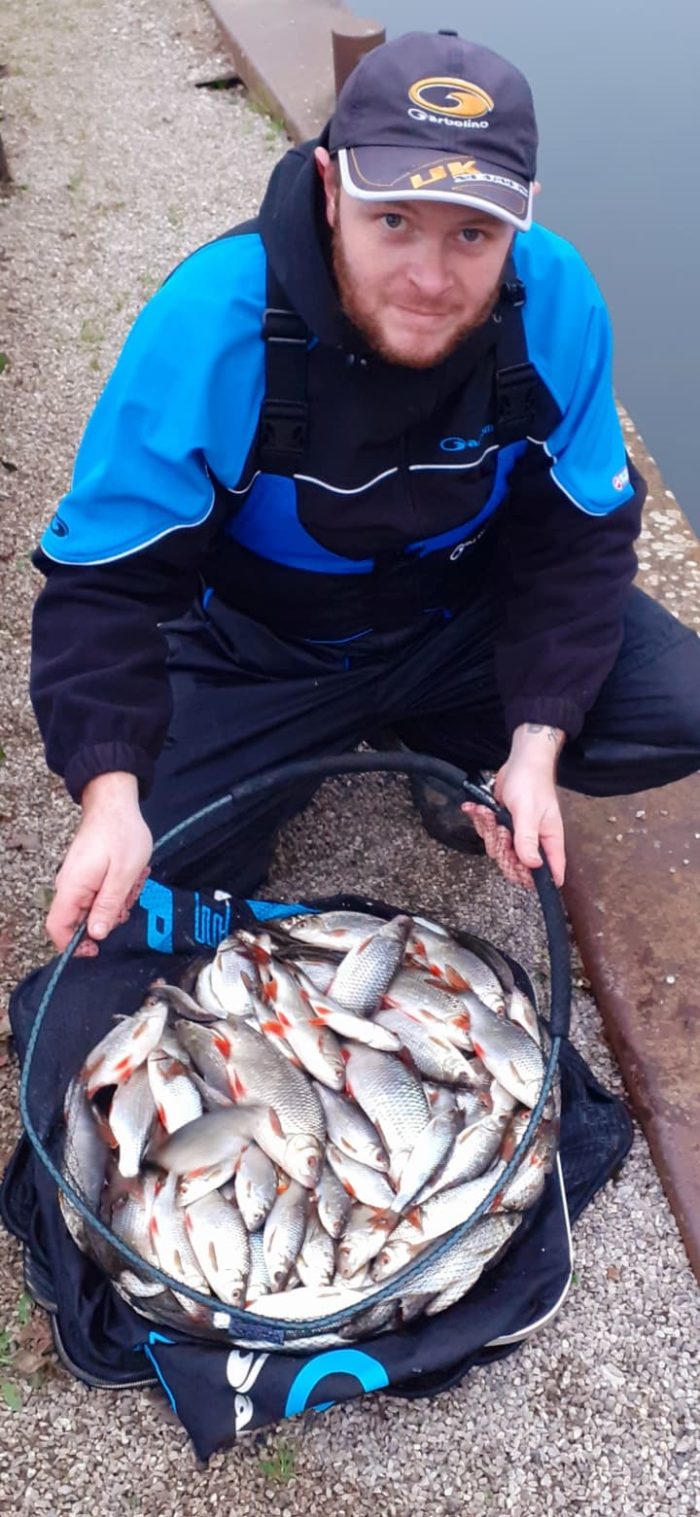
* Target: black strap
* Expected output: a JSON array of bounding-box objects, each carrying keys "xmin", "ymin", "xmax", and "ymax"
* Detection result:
[
  {"xmin": 257, "ymin": 264, "xmax": 310, "ymax": 474},
  {"xmin": 493, "ymin": 262, "xmax": 538, "ymax": 447}
]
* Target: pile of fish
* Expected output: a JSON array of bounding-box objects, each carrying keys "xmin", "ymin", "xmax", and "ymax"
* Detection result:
[{"xmin": 60, "ymin": 909, "xmax": 560, "ymax": 1347}]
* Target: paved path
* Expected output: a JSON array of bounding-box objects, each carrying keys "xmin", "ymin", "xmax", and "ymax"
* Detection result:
[{"xmin": 0, "ymin": 1, "xmax": 697, "ymax": 1511}]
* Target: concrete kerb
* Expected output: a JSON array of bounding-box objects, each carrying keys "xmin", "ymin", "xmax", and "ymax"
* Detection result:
[{"xmin": 206, "ymin": 0, "xmax": 700, "ymax": 1282}]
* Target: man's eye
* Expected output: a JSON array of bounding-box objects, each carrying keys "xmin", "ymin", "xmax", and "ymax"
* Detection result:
[
  {"xmin": 382, "ymin": 213, "xmax": 404, "ymax": 230},
  {"xmin": 460, "ymin": 227, "xmax": 484, "ymax": 244}
]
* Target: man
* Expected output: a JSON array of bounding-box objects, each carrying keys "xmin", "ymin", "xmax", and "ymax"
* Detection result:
[{"xmin": 31, "ymin": 31, "xmax": 700, "ymax": 955}]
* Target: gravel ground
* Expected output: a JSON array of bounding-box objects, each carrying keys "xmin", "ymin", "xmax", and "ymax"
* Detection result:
[{"xmin": 0, "ymin": 0, "xmax": 698, "ymax": 1509}]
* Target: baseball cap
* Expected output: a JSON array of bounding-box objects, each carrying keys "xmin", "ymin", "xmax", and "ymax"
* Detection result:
[{"xmin": 328, "ymin": 31, "xmax": 538, "ymax": 231}]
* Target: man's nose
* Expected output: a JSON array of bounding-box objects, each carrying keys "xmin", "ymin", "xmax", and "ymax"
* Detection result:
[{"xmin": 406, "ymin": 245, "xmax": 453, "ymax": 299}]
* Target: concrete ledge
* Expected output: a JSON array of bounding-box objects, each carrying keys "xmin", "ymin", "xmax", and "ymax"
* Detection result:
[{"xmin": 206, "ymin": 0, "xmax": 340, "ymax": 141}]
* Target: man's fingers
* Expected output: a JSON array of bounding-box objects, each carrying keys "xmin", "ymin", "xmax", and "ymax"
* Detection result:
[
  {"xmin": 46, "ymin": 882, "xmax": 99, "ymax": 953},
  {"xmin": 87, "ymin": 867, "xmax": 137, "ymax": 941}
]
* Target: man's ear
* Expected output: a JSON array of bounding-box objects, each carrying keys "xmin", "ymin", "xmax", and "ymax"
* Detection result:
[{"xmin": 314, "ymin": 146, "xmax": 339, "ymax": 229}]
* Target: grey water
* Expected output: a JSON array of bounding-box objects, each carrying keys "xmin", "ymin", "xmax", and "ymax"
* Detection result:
[{"xmin": 360, "ymin": 0, "xmax": 700, "ymax": 534}]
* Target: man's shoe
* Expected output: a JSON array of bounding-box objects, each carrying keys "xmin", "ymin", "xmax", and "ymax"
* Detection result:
[
  {"xmin": 408, "ymin": 774, "xmax": 487, "ymax": 856},
  {"xmin": 366, "ymin": 727, "xmax": 488, "ymax": 856}
]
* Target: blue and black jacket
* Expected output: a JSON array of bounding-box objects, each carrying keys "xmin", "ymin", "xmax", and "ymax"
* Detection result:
[{"xmin": 31, "ymin": 138, "xmax": 645, "ymax": 803}]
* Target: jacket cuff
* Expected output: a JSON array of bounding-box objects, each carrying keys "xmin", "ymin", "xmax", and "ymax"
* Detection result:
[
  {"xmin": 63, "ymin": 743, "xmax": 155, "ymax": 805},
  {"xmin": 503, "ymin": 697, "xmax": 584, "ymax": 744}
]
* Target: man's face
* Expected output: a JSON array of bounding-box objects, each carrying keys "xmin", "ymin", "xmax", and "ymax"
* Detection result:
[{"xmin": 317, "ymin": 151, "xmax": 515, "ymax": 369}]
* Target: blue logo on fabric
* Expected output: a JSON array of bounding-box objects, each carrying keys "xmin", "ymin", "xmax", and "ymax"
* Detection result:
[
  {"xmin": 284, "ymin": 1350, "xmax": 390, "ymax": 1419},
  {"xmin": 138, "ymin": 879, "xmax": 174, "ymax": 954},
  {"xmin": 440, "ymin": 425, "xmax": 494, "ymax": 453},
  {"xmin": 193, "ymin": 892, "xmax": 232, "ymax": 948}
]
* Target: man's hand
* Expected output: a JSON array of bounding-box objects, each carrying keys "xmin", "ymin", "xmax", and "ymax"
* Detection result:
[
  {"xmin": 46, "ymin": 772, "xmax": 153, "ymax": 955},
  {"xmin": 462, "ymin": 723, "xmax": 566, "ymax": 890}
]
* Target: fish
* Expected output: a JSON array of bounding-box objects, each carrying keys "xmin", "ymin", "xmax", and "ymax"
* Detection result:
[
  {"xmin": 373, "ymin": 1007, "xmax": 482, "ymax": 1087},
  {"xmin": 176, "ymin": 1154, "xmax": 248, "ymax": 1207},
  {"xmin": 148, "ymin": 1172, "xmax": 211, "ymax": 1298},
  {"xmin": 506, "ymin": 986, "xmax": 542, "ymax": 1047},
  {"xmin": 421, "ymin": 1215, "xmax": 523, "ymax": 1315},
  {"xmin": 245, "ymin": 1229, "xmax": 272, "ymax": 1304},
  {"xmin": 405, "ymin": 925, "xmax": 506, "ymax": 1013},
  {"xmin": 81, "ymin": 997, "xmax": 168, "ymax": 1097},
  {"xmin": 391, "ymin": 1109, "xmax": 462, "ymax": 1213},
  {"xmin": 263, "ymin": 1178, "xmax": 310, "ymax": 1290},
  {"xmin": 297, "ymin": 1205, "xmax": 336, "ymax": 1288},
  {"xmin": 173, "ymin": 1022, "xmax": 234, "ymax": 1100},
  {"xmin": 326, "ymin": 1143, "xmax": 396, "ymax": 1211},
  {"xmin": 273, "ymin": 911, "xmax": 387, "ymax": 952},
  {"xmin": 336, "ymin": 1203, "xmax": 397, "ymax": 1279},
  {"xmin": 495, "ymin": 1116, "xmax": 557, "ymax": 1211},
  {"xmin": 378, "ymin": 968, "xmax": 475, "ymax": 1050},
  {"xmin": 149, "ymin": 1107, "xmax": 254, "ymax": 1175},
  {"xmin": 255, "ymin": 962, "xmax": 346, "ymax": 1089},
  {"xmin": 151, "ymin": 982, "xmax": 219, "ymax": 1024},
  {"xmin": 452, "ymin": 994, "xmax": 545, "ymax": 1109},
  {"xmin": 207, "ymin": 941, "xmax": 261, "ymax": 1019},
  {"xmin": 109, "ymin": 1067, "xmax": 157, "ymax": 1180},
  {"xmin": 214, "ymin": 1019, "xmax": 326, "ymax": 1187},
  {"xmin": 417, "ymin": 1084, "xmax": 515, "ymax": 1202},
  {"xmin": 315, "ymin": 1086, "xmax": 390, "ymax": 1173},
  {"xmin": 328, "ymin": 915, "xmax": 412, "ymax": 1013},
  {"xmin": 245, "ymin": 1283, "xmax": 366, "ymax": 1322},
  {"xmin": 62, "ymin": 1077, "xmax": 110, "ymax": 1215},
  {"xmin": 110, "ymin": 1171, "xmax": 160, "ymax": 1268},
  {"xmin": 295, "ymin": 975, "xmax": 402, "ymax": 1052},
  {"xmin": 341, "ymin": 1044, "xmax": 430, "ymax": 1183},
  {"xmin": 183, "ymin": 1192, "xmax": 250, "ymax": 1306},
  {"xmin": 315, "ymin": 1162, "xmax": 352, "ymax": 1240},
  {"xmin": 234, "ymin": 1143, "xmax": 278, "ymax": 1232},
  {"xmin": 147, "ymin": 1047, "xmax": 203, "ymax": 1134},
  {"xmin": 373, "ymin": 1161, "xmax": 507, "ymax": 1280}
]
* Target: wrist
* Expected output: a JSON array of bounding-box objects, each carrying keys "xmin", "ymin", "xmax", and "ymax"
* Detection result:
[
  {"xmin": 510, "ymin": 723, "xmax": 566, "ymax": 770},
  {"xmin": 81, "ymin": 771, "xmax": 141, "ymax": 815}
]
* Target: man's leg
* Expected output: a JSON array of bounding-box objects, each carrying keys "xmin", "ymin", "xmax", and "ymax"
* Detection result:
[
  {"xmin": 389, "ymin": 586, "xmax": 700, "ymax": 810},
  {"xmin": 141, "ymin": 596, "xmax": 374, "ymax": 893}
]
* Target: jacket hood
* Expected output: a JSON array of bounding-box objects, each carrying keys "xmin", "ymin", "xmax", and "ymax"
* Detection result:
[{"xmin": 258, "ymin": 128, "xmax": 356, "ymax": 349}]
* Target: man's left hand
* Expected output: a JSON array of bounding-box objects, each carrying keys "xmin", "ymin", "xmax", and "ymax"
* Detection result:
[{"xmin": 461, "ymin": 723, "xmax": 566, "ymax": 890}]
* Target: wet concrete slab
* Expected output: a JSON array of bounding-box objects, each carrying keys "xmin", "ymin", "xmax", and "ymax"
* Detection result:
[{"xmin": 205, "ymin": 0, "xmax": 700, "ymax": 1277}]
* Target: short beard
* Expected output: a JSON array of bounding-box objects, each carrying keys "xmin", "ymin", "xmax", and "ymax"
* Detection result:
[{"xmin": 331, "ymin": 214, "xmax": 506, "ymax": 369}]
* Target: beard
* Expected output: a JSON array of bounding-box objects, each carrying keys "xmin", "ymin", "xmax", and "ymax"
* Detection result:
[{"xmin": 331, "ymin": 216, "xmax": 508, "ymax": 369}]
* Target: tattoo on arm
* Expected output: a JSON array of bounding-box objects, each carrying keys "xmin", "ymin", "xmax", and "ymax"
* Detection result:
[{"xmin": 525, "ymin": 723, "xmax": 566, "ymax": 751}]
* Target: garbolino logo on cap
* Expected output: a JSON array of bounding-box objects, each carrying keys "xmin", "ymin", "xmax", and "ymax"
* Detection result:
[{"xmin": 328, "ymin": 31, "xmax": 538, "ymax": 230}]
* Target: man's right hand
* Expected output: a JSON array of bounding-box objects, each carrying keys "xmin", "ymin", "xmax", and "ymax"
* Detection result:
[{"xmin": 46, "ymin": 772, "xmax": 153, "ymax": 955}]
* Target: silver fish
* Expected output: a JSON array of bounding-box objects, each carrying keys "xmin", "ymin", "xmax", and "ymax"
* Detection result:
[
  {"xmin": 379, "ymin": 968, "xmax": 475, "ymax": 1050},
  {"xmin": 373, "ymin": 1007, "xmax": 481, "ymax": 1087},
  {"xmin": 173, "ymin": 1022, "xmax": 234, "ymax": 1099},
  {"xmin": 495, "ymin": 1116, "xmax": 557, "ymax": 1211},
  {"xmin": 147, "ymin": 1048, "xmax": 203, "ymax": 1134},
  {"xmin": 336, "ymin": 1203, "xmax": 396, "ymax": 1278},
  {"xmin": 391, "ymin": 1109, "xmax": 462, "ymax": 1213},
  {"xmin": 109, "ymin": 1067, "xmax": 157, "ymax": 1178},
  {"xmin": 297, "ymin": 1206, "xmax": 336, "ymax": 1288},
  {"xmin": 263, "ymin": 1178, "xmax": 309, "ymax": 1290},
  {"xmin": 62, "ymin": 1077, "xmax": 109, "ymax": 1215},
  {"xmin": 454, "ymin": 994, "xmax": 545, "ymax": 1108},
  {"xmin": 328, "ymin": 915, "xmax": 413, "ymax": 1013},
  {"xmin": 295, "ymin": 976, "xmax": 402, "ymax": 1052},
  {"xmin": 213, "ymin": 1020, "xmax": 325, "ymax": 1186},
  {"xmin": 315, "ymin": 1162, "xmax": 352, "ymax": 1240},
  {"xmin": 152, "ymin": 982, "xmax": 218, "ymax": 1024},
  {"xmin": 183, "ymin": 1192, "xmax": 250, "ymax": 1306},
  {"xmin": 255, "ymin": 964, "xmax": 345, "ymax": 1090},
  {"xmin": 274, "ymin": 911, "xmax": 386, "ymax": 951},
  {"xmin": 149, "ymin": 1173, "xmax": 210, "ymax": 1296},
  {"xmin": 326, "ymin": 1143, "xmax": 396, "ymax": 1211},
  {"xmin": 235, "ymin": 1143, "xmax": 278, "ymax": 1232},
  {"xmin": 177, "ymin": 1152, "xmax": 248, "ymax": 1207},
  {"xmin": 81, "ymin": 997, "xmax": 168, "ymax": 1097},
  {"xmin": 208, "ymin": 942, "xmax": 261, "ymax": 1018},
  {"xmin": 506, "ymin": 986, "xmax": 542, "ymax": 1047},
  {"xmin": 244, "ymin": 1282, "xmax": 365, "ymax": 1322},
  {"xmin": 417, "ymin": 1085, "xmax": 515, "ymax": 1202},
  {"xmin": 245, "ymin": 1229, "xmax": 272, "ymax": 1303},
  {"xmin": 341, "ymin": 1044, "xmax": 430, "ymax": 1182},
  {"xmin": 373, "ymin": 1162, "xmax": 507, "ymax": 1280},
  {"xmin": 316, "ymin": 1086, "xmax": 389, "ymax": 1173},
  {"xmin": 111, "ymin": 1171, "xmax": 160, "ymax": 1265},
  {"xmin": 420, "ymin": 1214, "xmax": 522, "ymax": 1315},
  {"xmin": 406, "ymin": 925, "xmax": 506, "ymax": 1013},
  {"xmin": 151, "ymin": 1108, "xmax": 253, "ymax": 1175}
]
